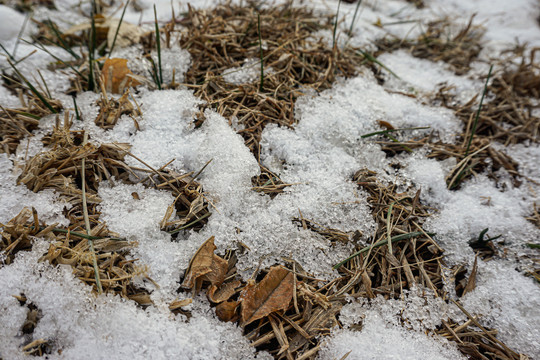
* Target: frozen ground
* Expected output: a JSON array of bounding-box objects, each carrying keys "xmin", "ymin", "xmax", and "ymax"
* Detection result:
[{"xmin": 0, "ymin": 0, "xmax": 539, "ymax": 359}]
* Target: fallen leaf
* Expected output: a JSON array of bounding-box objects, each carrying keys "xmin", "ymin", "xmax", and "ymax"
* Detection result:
[
  {"xmin": 208, "ymin": 280, "xmax": 242, "ymax": 303},
  {"xmin": 463, "ymin": 256, "xmax": 478, "ymax": 296},
  {"xmin": 169, "ymin": 298, "xmax": 193, "ymax": 311},
  {"xmin": 201, "ymin": 254, "xmax": 228, "ymax": 287},
  {"xmin": 377, "ymin": 120, "xmax": 394, "ymax": 130},
  {"xmin": 107, "ymin": 19, "xmax": 145, "ymax": 49},
  {"xmin": 102, "ymin": 58, "xmax": 140, "ymax": 94},
  {"xmin": 182, "ymin": 236, "xmax": 216, "ymax": 288},
  {"xmin": 215, "ymin": 300, "xmax": 239, "ymax": 322},
  {"xmin": 182, "ymin": 236, "xmax": 228, "ymax": 290},
  {"xmin": 240, "ymin": 266, "xmax": 294, "ymax": 326}
]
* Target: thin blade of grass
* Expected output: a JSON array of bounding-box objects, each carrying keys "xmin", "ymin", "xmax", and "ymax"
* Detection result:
[
  {"xmin": 153, "ymin": 5, "xmax": 163, "ymax": 87},
  {"xmin": 0, "ymin": 43, "xmax": 16, "ymax": 61},
  {"xmin": 7, "ymin": 60, "xmax": 57, "ymax": 113},
  {"xmin": 88, "ymin": 9, "xmax": 97, "ymax": 91},
  {"xmin": 12, "ymin": 12, "xmax": 30, "ymax": 59},
  {"xmin": 361, "ymin": 126, "xmax": 429, "ymax": 138},
  {"xmin": 23, "ymin": 39, "xmax": 85, "ymax": 78},
  {"xmin": 333, "ymin": 231, "xmax": 435, "ymax": 269},
  {"xmin": 464, "ymin": 64, "xmax": 493, "ymax": 156},
  {"xmin": 168, "ymin": 212, "xmax": 212, "ymax": 234},
  {"xmin": 348, "ymin": 0, "xmax": 362, "ymax": 36},
  {"xmin": 81, "ymin": 131, "xmax": 102, "ymax": 294},
  {"xmin": 45, "ymin": 19, "xmax": 80, "ymax": 60},
  {"xmin": 358, "ymin": 49, "xmax": 400, "ymax": 79},
  {"xmin": 109, "ymin": 0, "xmax": 130, "ymax": 56},
  {"xmin": 258, "ymin": 13, "xmax": 264, "ymax": 92},
  {"xmin": 72, "ymin": 95, "xmax": 81, "ymax": 120},
  {"xmin": 386, "ymin": 202, "xmax": 394, "ymax": 254},
  {"xmin": 332, "ymin": 0, "xmax": 341, "ymax": 49}
]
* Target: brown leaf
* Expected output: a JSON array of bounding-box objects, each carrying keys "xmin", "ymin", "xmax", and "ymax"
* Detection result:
[
  {"xmin": 102, "ymin": 58, "xmax": 140, "ymax": 94},
  {"xmin": 377, "ymin": 120, "xmax": 395, "ymax": 130},
  {"xmin": 182, "ymin": 236, "xmax": 216, "ymax": 289},
  {"xmin": 239, "ymin": 266, "xmax": 294, "ymax": 327},
  {"xmin": 182, "ymin": 236, "xmax": 228, "ymax": 291},
  {"xmin": 169, "ymin": 298, "xmax": 193, "ymax": 311},
  {"xmin": 201, "ymin": 254, "xmax": 228, "ymax": 287},
  {"xmin": 463, "ymin": 256, "xmax": 478, "ymax": 296},
  {"xmin": 215, "ymin": 300, "xmax": 239, "ymax": 322},
  {"xmin": 361, "ymin": 270, "xmax": 375, "ymax": 299},
  {"xmin": 208, "ymin": 280, "xmax": 242, "ymax": 303}
]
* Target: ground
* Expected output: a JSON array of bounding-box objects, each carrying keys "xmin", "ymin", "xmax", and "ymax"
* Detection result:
[{"xmin": 0, "ymin": 0, "xmax": 539, "ymax": 359}]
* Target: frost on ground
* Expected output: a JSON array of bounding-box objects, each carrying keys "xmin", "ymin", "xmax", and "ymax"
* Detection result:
[{"xmin": 1, "ymin": 0, "xmax": 540, "ymax": 359}]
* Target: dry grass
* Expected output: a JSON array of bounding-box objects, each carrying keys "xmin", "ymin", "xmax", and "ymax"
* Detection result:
[
  {"xmin": 177, "ymin": 1, "xmax": 363, "ymax": 160},
  {"xmin": 0, "ymin": 92, "xmax": 61, "ymax": 155},
  {"xmin": 176, "ymin": 169, "xmax": 526, "ymax": 359},
  {"xmin": 437, "ymin": 49, "xmax": 540, "ymax": 144},
  {"xmin": 0, "ymin": 2, "xmax": 536, "ymax": 359},
  {"xmin": 0, "ymin": 207, "xmax": 154, "ymax": 306},
  {"xmin": 375, "ymin": 16, "xmax": 484, "ymax": 75}
]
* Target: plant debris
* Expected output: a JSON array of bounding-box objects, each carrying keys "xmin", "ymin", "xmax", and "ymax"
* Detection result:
[
  {"xmin": 178, "ymin": 1, "xmax": 364, "ymax": 159},
  {"xmin": 375, "ymin": 16, "xmax": 484, "ymax": 75}
]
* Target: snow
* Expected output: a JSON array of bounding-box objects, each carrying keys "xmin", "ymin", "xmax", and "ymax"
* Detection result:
[
  {"xmin": 1, "ymin": 0, "xmax": 539, "ymax": 358},
  {"xmin": 317, "ymin": 293, "xmax": 467, "ymax": 360},
  {"xmin": 0, "ymin": 241, "xmax": 261, "ymax": 360},
  {"xmin": 0, "ymin": 154, "xmax": 69, "ymax": 226},
  {"xmin": 378, "ymin": 50, "xmax": 481, "ymax": 100},
  {"xmin": 223, "ymin": 59, "xmax": 273, "ymax": 85},
  {"xmin": 0, "ymin": 5, "xmax": 30, "ymax": 42}
]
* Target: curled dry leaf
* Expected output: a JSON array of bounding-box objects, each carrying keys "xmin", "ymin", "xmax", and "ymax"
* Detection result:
[
  {"xmin": 169, "ymin": 298, "xmax": 193, "ymax": 311},
  {"xmin": 102, "ymin": 58, "xmax": 141, "ymax": 94},
  {"xmin": 107, "ymin": 19, "xmax": 145, "ymax": 49},
  {"xmin": 182, "ymin": 236, "xmax": 228, "ymax": 290},
  {"xmin": 208, "ymin": 280, "xmax": 242, "ymax": 303},
  {"xmin": 463, "ymin": 256, "xmax": 478, "ymax": 296},
  {"xmin": 216, "ymin": 300, "xmax": 239, "ymax": 322},
  {"xmin": 239, "ymin": 266, "xmax": 294, "ymax": 327}
]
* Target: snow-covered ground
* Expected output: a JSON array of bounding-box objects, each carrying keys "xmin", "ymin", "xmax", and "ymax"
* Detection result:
[{"xmin": 1, "ymin": 0, "xmax": 539, "ymax": 359}]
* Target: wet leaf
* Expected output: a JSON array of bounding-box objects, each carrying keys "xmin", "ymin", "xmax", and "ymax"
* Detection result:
[
  {"xmin": 102, "ymin": 58, "xmax": 140, "ymax": 94},
  {"xmin": 239, "ymin": 266, "xmax": 294, "ymax": 326}
]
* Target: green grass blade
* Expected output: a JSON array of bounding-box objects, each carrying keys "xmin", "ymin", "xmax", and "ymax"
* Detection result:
[
  {"xmin": 0, "ymin": 43, "xmax": 16, "ymax": 61},
  {"xmin": 348, "ymin": 0, "xmax": 362, "ymax": 36},
  {"xmin": 465, "ymin": 64, "xmax": 493, "ymax": 157},
  {"xmin": 361, "ymin": 126, "xmax": 430, "ymax": 138},
  {"xmin": 109, "ymin": 0, "xmax": 130, "ymax": 56},
  {"xmin": 154, "ymin": 5, "xmax": 163, "ymax": 86},
  {"xmin": 46, "ymin": 19, "xmax": 80, "ymax": 60},
  {"xmin": 333, "ymin": 231, "xmax": 435, "ymax": 269},
  {"xmin": 88, "ymin": 8, "xmax": 97, "ymax": 91},
  {"xmin": 332, "ymin": 0, "xmax": 341, "ymax": 49},
  {"xmin": 7, "ymin": 60, "xmax": 57, "ymax": 113},
  {"xmin": 258, "ymin": 13, "xmax": 264, "ymax": 92},
  {"xmin": 72, "ymin": 95, "xmax": 81, "ymax": 120},
  {"xmin": 358, "ymin": 49, "xmax": 400, "ymax": 79}
]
